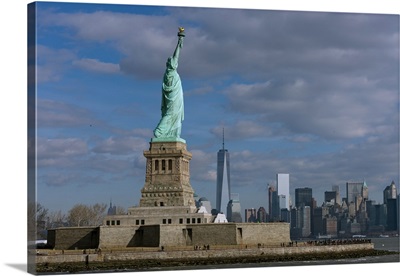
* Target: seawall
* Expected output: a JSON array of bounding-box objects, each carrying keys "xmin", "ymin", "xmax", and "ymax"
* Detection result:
[{"xmin": 34, "ymin": 243, "xmax": 374, "ymax": 264}]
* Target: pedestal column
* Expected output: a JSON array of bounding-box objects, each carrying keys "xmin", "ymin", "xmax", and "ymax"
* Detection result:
[{"xmin": 139, "ymin": 141, "xmax": 195, "ymax": 207}]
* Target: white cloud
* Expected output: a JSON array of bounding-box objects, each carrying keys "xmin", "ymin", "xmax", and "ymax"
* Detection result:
[
  {"xmin": 40, "ymin": 9, "xmax": 179, "ymax": 79},
  {"xmin": 223, "ymin": 77, "xmax": 398, "ymax": 140},
  {"xmin": 92, "ymin": 136, "xmax": 148, "ymax": 155},
  {"xmin": 36, "ymin": 45, "xmax": 76, "ymax": 83},
  {"xmin": 37, "ymin": 137, "xmax": 88, "ymax": 159},
  {"xmin": 40, "ymin": 173, "xmax": 77, "ymax": 187},
  {"xmin": 189, "ymin": 149, "xmax": 217, "ymax": 182},
  {"xmin": 33, "ymin": 5, "xmax": 399, "ymax": 209},
  {"xmin": 38, "ymin": 8, "xmax": 398, "ymax": 82},
  {"xmin": 36, "ymin": 136, "xmax": 144, "ymax": 188},
  {"xmin": 211, "ymin": 120, "xmax": 272, "ymax": 141},
  {"xmin": 73, "ymin": 58, "xmax": 120, "ymax": 74},
  {"xmin": 37, "ymin": 99, "xmax": 102, "ymax": 128}
]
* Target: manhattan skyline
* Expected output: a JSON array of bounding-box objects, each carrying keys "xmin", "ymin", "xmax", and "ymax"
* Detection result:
[{"xmin": 30, "ymin": 2, "xmax": 399, "ymax": 215}]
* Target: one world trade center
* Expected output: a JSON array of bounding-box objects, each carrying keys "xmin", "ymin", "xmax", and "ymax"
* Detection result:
[{"xmin": 216, "ymin": 130, "xmax": 231, "ymax": 214}]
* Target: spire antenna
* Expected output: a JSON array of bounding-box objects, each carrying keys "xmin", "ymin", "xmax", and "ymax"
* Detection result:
[{"xmin": 222, "ymin": 128, "xmax": 225, "ymax": 150}]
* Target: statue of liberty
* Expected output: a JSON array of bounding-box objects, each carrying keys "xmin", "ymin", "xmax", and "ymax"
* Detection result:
[{"xmin": 153, "ymin": 27, "xmax": 186, "ymax": 142}]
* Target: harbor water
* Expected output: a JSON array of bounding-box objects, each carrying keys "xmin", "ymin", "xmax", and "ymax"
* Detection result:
[{"xmin": 370, "ymin": 237, "xmax": 399, "ymax": 252}]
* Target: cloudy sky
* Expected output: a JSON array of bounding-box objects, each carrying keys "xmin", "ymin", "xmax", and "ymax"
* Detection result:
[{"xmin": 30, "ymin": 1, "xmax": 399, "ymax": 216}]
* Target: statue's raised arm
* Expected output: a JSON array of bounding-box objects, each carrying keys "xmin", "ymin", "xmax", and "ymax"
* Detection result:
[
  {"xmin": 152, "ymin": 27, "xmax": 186, "ymax": 143},
  {"xmin": 169, "ymin": 27, "xmax": 185, "ymax": 70},
  {"xmin": 174, "ymin": 27, "xmax": 185, "ymax": 55}
]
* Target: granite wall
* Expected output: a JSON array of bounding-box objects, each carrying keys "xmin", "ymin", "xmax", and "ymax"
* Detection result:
[
  {"xmin": 48, "ymin": 222, "xmax": 291, "ymax": 250},
  {"xmin": 47, "ymin": 227, "xmax": 99, "ymax": 250}
]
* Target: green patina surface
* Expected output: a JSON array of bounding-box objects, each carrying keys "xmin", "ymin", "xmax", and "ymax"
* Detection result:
[
  {"xmin": 153, "ymin": 29, "xmax": 186, "ymax": 141},
  {"xmin": 151, "ymin": 137, "xmax": 186, "ymax": 143}
]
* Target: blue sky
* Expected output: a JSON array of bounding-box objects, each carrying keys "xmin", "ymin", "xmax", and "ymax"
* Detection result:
[{"xmin": 30, "ymin": 1, "xmax": 399, "ymax": 215}]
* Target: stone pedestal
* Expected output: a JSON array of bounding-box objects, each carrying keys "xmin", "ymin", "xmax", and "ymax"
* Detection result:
[{"xmin": 139, "ymin": 141, "xmax": 195, "ymax": 207}]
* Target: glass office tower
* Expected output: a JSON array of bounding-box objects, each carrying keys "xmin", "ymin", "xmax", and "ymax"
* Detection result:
[{"xmin": 216, "ymin": 132, "xmax": 231, "ymax": 214}]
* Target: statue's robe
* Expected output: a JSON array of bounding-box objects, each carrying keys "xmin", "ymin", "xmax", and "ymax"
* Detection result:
[{"xmin": 153, "ymin": 56, "xmax": 184, "ymax": 138}]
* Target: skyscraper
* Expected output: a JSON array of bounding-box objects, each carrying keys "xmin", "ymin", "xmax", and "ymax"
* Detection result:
[
  {"xmin": 301, "ymin": 206, "xmax": 311, "ymax": 238},
  {"xmin": 277, "ymin": 174, "xmax": 290, "ymax": 209},
  {"xmin": 346, "ymin": 181, "xmax": 364, "ymax": 204},
  {"xmin": 295, "ymin": 187, "xmax": 313, "ymax": 208},
  {"xmin": 324, "ymin": 191, "xmax": 337, "ymax": 204},
  {"xmin": 362, "ymin": 182, "xmax": 369, "ymax": 201},
  {"xmin": 107, "ymin": 200, "xmax": 116, "ymax": 215},
  {"xmin": 383, "ymin": 180, "xmax": 398, "ymax": 231},
  {"xmin": 216, "ymin": 129, "xmax": 231, "ymax": 214},
  {"xmin": 268, "ymin": 184, "xmax": 275, "ymax": 217},
  {"xmin": 332, "ymin": 185, "xmax": 341, "ymax": 205},
  {"xmin": 270, "ymin": 189, "xmax": 280, "ymax": 221},
  {"xmin": 280, "ymin": 208, "xmax": 291, "ymax": 223},
  {"xmin": 257, "ymin": 207, "xmax": 267, "ymax": 222},
  {"xmin": 245, "ymin": 208, "xmax": 257, "ymax": 223},
  {"xmin": 227, "ymin": 193, "xmax": 242, "ymax": 222},
  {"xmin": 279, "ymin": 195, "xmax": 287, "ymax": 210},
  {"xmin": 291, "ymin": 205, "xmax": 311, "ymax": 238},
  {"xmin": 346, "ymin": 181, "xmax": 368, "ymax": 212},
  {"xmin": 397, "ymin": 194, "xmax": 400, "ymax": 232},
  {"xmin": 383, "ymin": 181, "xmax": 397, "ymax": 204},
  {"xmin": 313, "ymin": 206, "xmax": 329, "ymax": 236},
  {"xmin": 295, "ymin": 187, "xmax": 314, "ymax": 236},
  {"xmin": 386, "ymin": 198, "xmax": 397, "ymax": 231}
]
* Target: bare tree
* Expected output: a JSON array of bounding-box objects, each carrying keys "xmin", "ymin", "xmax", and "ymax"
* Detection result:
[
  {"xmin": 47, "ymin": 210, "xmax": 67, "ymax": 228},
  {"xmin": 68, "ymin": 204, "xmax": 91, "ymax": 227},
  {"xmin": 67, "ymin": 203, "xmax": 108, "ymax": 227},
  {"xmin": 28, "ymin": 202, "xmax": 37, "ymax": 241},
  {"xmin": 89, "ymin": 203, "xmax": 107, "ymax": 226},
  {"xmin": 115, "ymin": 206, "xmax": 127, "ymax": 215},
  {"xmin": 28, "ymin": 202, "xmax": 49, "ymax": 240}
]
